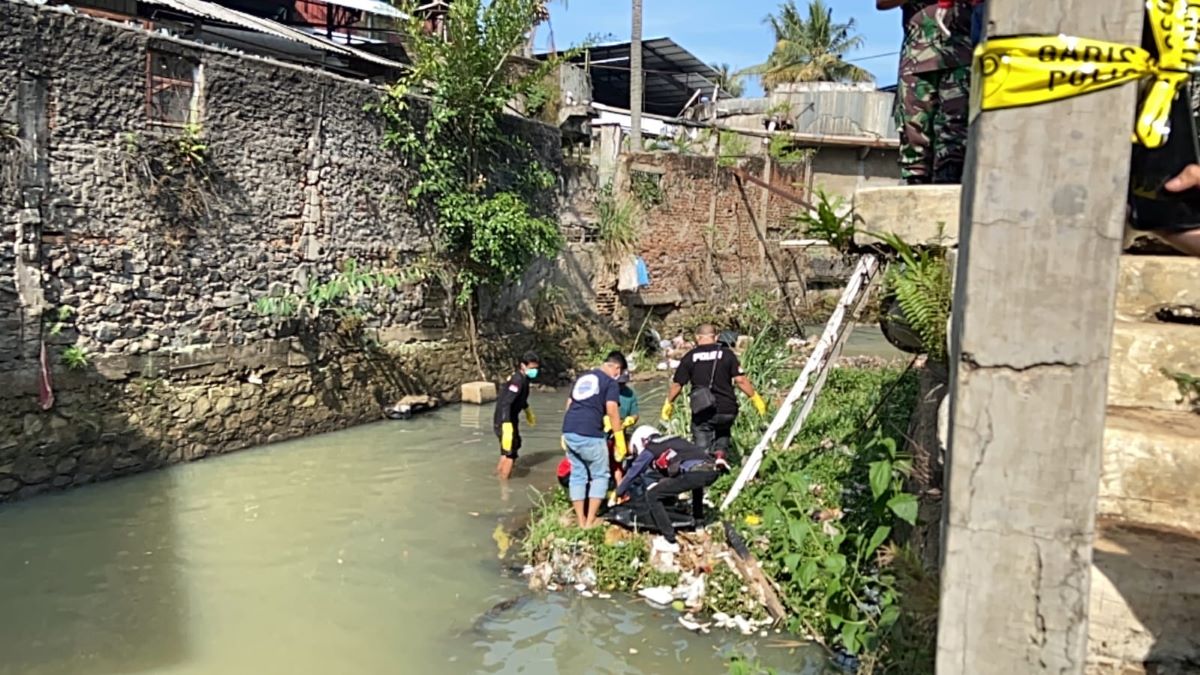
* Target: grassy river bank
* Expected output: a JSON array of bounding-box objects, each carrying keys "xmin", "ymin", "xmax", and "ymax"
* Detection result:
[{"xmin": 521, "ymin": 326, "xmax": 935, "ymax": 674}]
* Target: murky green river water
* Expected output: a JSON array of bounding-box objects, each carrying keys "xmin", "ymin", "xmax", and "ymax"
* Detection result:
[{"xmin": 0, "ymin": 327, "xmax": 896, "ymax": 675}]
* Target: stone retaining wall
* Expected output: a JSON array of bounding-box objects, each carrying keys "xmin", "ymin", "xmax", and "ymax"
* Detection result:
[{"xmin": 0, "ymin": 1, "xmax": 559, "ymax": 502}]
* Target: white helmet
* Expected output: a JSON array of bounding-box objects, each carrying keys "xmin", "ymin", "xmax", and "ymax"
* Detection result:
[{"xmin": 629, "ymin": 425, "xmax": 660, "ymax": 456}]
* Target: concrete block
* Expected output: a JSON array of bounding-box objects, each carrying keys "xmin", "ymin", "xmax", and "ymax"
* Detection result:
[
  {"xmin": 852, "ymin": 185, "xmax": 961, "ymax": 247},
  {"xmin": 461, "ymin": 381, "xmax": 497, "ymax": 405},
  {"xmin": 1087, "ymin": 520, "xmax": 1200, "ymax": 668},
  {"xmin": 1108, "ymin": 321, "xmax": 1200, "ymax": 412},
  {"xmin": 1099, "ymin": 407, "xmax": 1200, "ymax": 532},
  {"xmin": 1115, "ymin": 255, "xmax": 1200, "ymax": 321}
]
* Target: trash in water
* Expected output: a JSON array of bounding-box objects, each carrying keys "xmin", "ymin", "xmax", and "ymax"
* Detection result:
[
  {"xmin": 638, "ymin": 586, "xmax": 674, "ymax": 606},
  {"xmin": 677, "ymin": 614, "xmax": 711, "ymax": 633}
]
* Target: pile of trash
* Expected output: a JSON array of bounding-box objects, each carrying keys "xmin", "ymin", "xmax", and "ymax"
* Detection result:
[{"xmin": 523, "ymin": 525, "xmax": 778, "ymax": 638}]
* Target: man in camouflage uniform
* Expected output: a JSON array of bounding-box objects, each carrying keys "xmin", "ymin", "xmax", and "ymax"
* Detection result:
[{"xmin": 878, "ymin": 0, "xmax": 974, "ymax": 185}]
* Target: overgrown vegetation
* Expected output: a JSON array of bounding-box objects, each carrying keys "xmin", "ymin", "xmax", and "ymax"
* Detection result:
[
  {"xmin": 718, "ymin": 130, "xmax": 750, "ymax": 167},
  {"xmin": 375, "ymin": 0, "xmax": 566, "ymax": 370},
  {"xmin": 793, "ymin": 189, "xmax": 855, "ymax": 253},
  {"xmin": 767, "ymin": 135, "xmax": 813, "ymax": 166},
  {"xmin": 629, "ymin": 171, "xmax": 665, "ymax": 210},
  {"xmin": 1162, "ymin": 368, "xmax": 1200, "ymax": 413},
  {"xmin": 255, "ymin": 259, "xmax": 402, "ymax": 334},
  {"xmin": 874, "ymin": 231, "xmax": 952, "ymax": 362},
  {"xmin": 594, "ymin": 183, "xmax": 640, "ymax": 262},
  {"xmin": 61, "ymin": 345, "xmax": 89, "ymax": 370},
  {"xmin": 121, "ymin": 123, "xmax": 220, "ymax": 223}
]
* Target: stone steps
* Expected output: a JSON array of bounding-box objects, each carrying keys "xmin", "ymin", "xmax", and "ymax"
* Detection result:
[
  {"xmin": 1087, "ymin": 519, "xmax": 1200, "ymax": 671},
  {"xmin": 1099, "ymin": 407, "xmax": 1200, "ymax": 534},
  {"xmin": 1108, "ymin": 320, "xmax": 1200, "ymax": 413},
  {"xmin": 1116, "ymin": 255, "xmax": 1200, "ymax": 321}
]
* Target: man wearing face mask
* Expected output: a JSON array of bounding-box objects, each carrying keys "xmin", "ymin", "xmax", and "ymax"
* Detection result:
[{"xmin": 494, "ymin": 351, "xmax": 541, "ymax": 480}]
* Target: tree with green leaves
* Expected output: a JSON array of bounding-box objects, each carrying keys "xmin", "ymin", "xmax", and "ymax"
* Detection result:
[
  {"xmin": 710, "ymin": 62, "xmax": 746, "ymax": 98},
  {"xmin": 377, "ymin": 0, "xmax": 566, "ymax": 374},
  {"xmin": 746, "ymin": 0, "xmax": 871, "ymax": 89}
]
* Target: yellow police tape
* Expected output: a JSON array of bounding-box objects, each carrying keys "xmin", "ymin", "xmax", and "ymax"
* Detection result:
[{"xmin": 971, "ymin": 0, "xmax": 1200, "ymax": 148}]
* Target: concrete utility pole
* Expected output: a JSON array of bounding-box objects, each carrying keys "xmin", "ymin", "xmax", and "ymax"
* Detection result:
[
  {"xmin": 629, "ymin": 0, "xmax": 644, "ymax": 152},
  {"xmin": 937, "ymin": 1, "xmax": 1142, "ymax": 673}
]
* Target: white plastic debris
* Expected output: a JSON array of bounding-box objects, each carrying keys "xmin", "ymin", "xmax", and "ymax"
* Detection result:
[
  {"xmin": 574, "ymin": 583, "xmax": 587, "ymax": 592},
  {"xmin": 678, "ymin": 614, "xmax": 712, "ymax": 634},
  {"xmin": 638, "ymin": 586, "xmax": 675, "ymax": 606}
]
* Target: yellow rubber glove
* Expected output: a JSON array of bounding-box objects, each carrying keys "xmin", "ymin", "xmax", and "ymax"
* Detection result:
[
  {"xmin": 501, "ymin": 422, "xmax": 514, "ymax": 452},
  {"xmin": 660, "ymin": 400, "xmax": 674, "ymax": 421},
  {"xmin": 613, "ymin": 429, "xmax": 628, "ymax": 462},
  {"xmin": 525, "ymin": 408, "xmax": 536, "ymax": 427},
  {"xmin": 750, "ymin": 393, "xmax": 768, "ymax": 417},
  {"xmin": 560, "ymin": 435, "xmax": 567, "ymax": 451},
  {"xmin": 622, "ymin": 416, "xmax": 637, "ymax": 429},
  {"xmin": 603, "ymin": 416, "xmax": 613, "ymax": 433}
]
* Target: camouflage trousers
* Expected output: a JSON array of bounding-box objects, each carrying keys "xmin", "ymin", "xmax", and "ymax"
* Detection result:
[{"xmin": 896, "ymin": 65, "xmax": 970, "ymax": 184}]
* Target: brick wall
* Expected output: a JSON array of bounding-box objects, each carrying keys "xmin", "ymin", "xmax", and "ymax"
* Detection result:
[{"xmin": 614, "ymin": 152, "xmax": 810, "ymax": 307}]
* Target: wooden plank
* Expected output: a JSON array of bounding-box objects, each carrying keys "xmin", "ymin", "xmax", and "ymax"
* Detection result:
[
  {"xmin": 732, "ymin": 174, "xmax": 806, "ymax": 336},
  {"xmin": 730, "ymin": 166, "xmax": 815, "ymax": 211},
  {"xmin": 936, "ymin": 1, "xmax": 1141, "ymax": 672},
  {"xmin": 721, "ymin": 254, "xmax": 879, "ymax": 511},
  {"xmin": 723, "ymin": 521, "xmax": 787, "ymax": 621}
]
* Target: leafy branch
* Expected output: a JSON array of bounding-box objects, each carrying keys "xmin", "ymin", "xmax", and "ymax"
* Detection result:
[{"xmin": 872, "ymin": 230, "xmax": 952, "ymax": 362}]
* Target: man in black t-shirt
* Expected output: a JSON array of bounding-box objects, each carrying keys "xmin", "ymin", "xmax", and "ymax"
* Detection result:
[
  {"xmin": 660, "ymin": 324, "xmax": 768, "ymax": 455},
  {"xmin": 493, "ymin": 351, "xmax": 540, "ymax": 480}
]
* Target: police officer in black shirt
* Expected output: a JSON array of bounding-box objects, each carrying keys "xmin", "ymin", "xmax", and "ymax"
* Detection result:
[
  {"xmin": 493, "ymin": 351, "xmax": 540, "ymax": 480},
  {"xmin": 660, "ymin": 324, "xmax": 767, "ymax": 455}
]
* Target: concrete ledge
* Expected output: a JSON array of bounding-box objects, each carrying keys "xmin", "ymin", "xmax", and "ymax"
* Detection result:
[
  {"xmin": 1116, "ymin": 255, "xmax": 1200, "ymax": 321},
  {"xmin": 1109, "ymin": 321, "xmax": 1200, "ymax": 412},
  {"xmin": 1088, "ymin": 519, "xmax": 1200, "ymax": 669},
  {"xmin": 1099, "ymin": 406, "xmax": 1200, "ymax": 532},
  {"xmin": 852, "ymin": 185, "xmax": 961, "ymax": 247}
]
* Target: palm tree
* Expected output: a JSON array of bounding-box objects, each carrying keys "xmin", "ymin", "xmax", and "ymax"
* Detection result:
[
  {"xmin": 710, "ymin": 62, "xmax": 746, "ymax": 98},
  {"xmin": 745, "ymin": 0, "xmax": 872, "ymax": 89}
]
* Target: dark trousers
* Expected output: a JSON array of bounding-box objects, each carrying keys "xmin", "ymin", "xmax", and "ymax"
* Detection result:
[
  {"xmin": 970, "ymin": 2, "xmax": 986, "ymax": 47},
  {"xmin": 691, "ymin": 411, "xmax": 737, "ymax": 454},
  {"xmin": 643, "ymin": 470, "xmax": 720, "ymax": 543}
]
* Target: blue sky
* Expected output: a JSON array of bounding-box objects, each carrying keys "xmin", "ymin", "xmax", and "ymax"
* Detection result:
[{"xmin": 533, "ymin": 0, "xmax": 905, "ymax": 94}]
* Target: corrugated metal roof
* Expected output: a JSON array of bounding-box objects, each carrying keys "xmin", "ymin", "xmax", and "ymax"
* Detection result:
[
  {"xmin": 545, "ymin": 37, "xmax": 728, "ymax": 116},
  {"xmin": 773, "ymin": 88, "xmax": 898, "ymax": 139},
  {"xmin": 140, "ymin": 0, "xmax": 406, "ymax": 69}
]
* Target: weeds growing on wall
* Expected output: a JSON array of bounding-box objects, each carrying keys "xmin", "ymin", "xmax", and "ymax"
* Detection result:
[
  {"xmin": 1162, "ymin": 368, "xmax": 1200, "ymax": 413},
  {"xmin": 767, "ymin": 135, "xmax": 814, "ymax": 167},
  {"xmin": 873, "ymin": 231, "xmax": 952, "ymax": 362},
  {"xmin": 718, "ymin": 130, "xmax": 750, "ymax": 167},
  {"xmin": 61, "ymin": 345, "xmax": 89, "ymax": 370},
  {"xmin": 793, "ymin": 189, "xmax": 856, "ymax": 253},
  {"xmin": 255, "ymin": 259, "xmax": 402, "ymax": 334},
  {"xmin": 594, "ymin": 183, "xmax": 640, "ymax": 262},
  {"xmin": 121, "ymin": 124, "xmax": 221, "ymax": 225},
  {"xmin": 629, "ymin": 171, "xmax": 665, "ymax": 210}
]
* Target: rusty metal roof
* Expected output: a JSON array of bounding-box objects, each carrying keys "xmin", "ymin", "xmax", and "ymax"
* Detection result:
[{"xmin": 139, "ymin": 0, "xmax": 406, "ymax": 70}]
